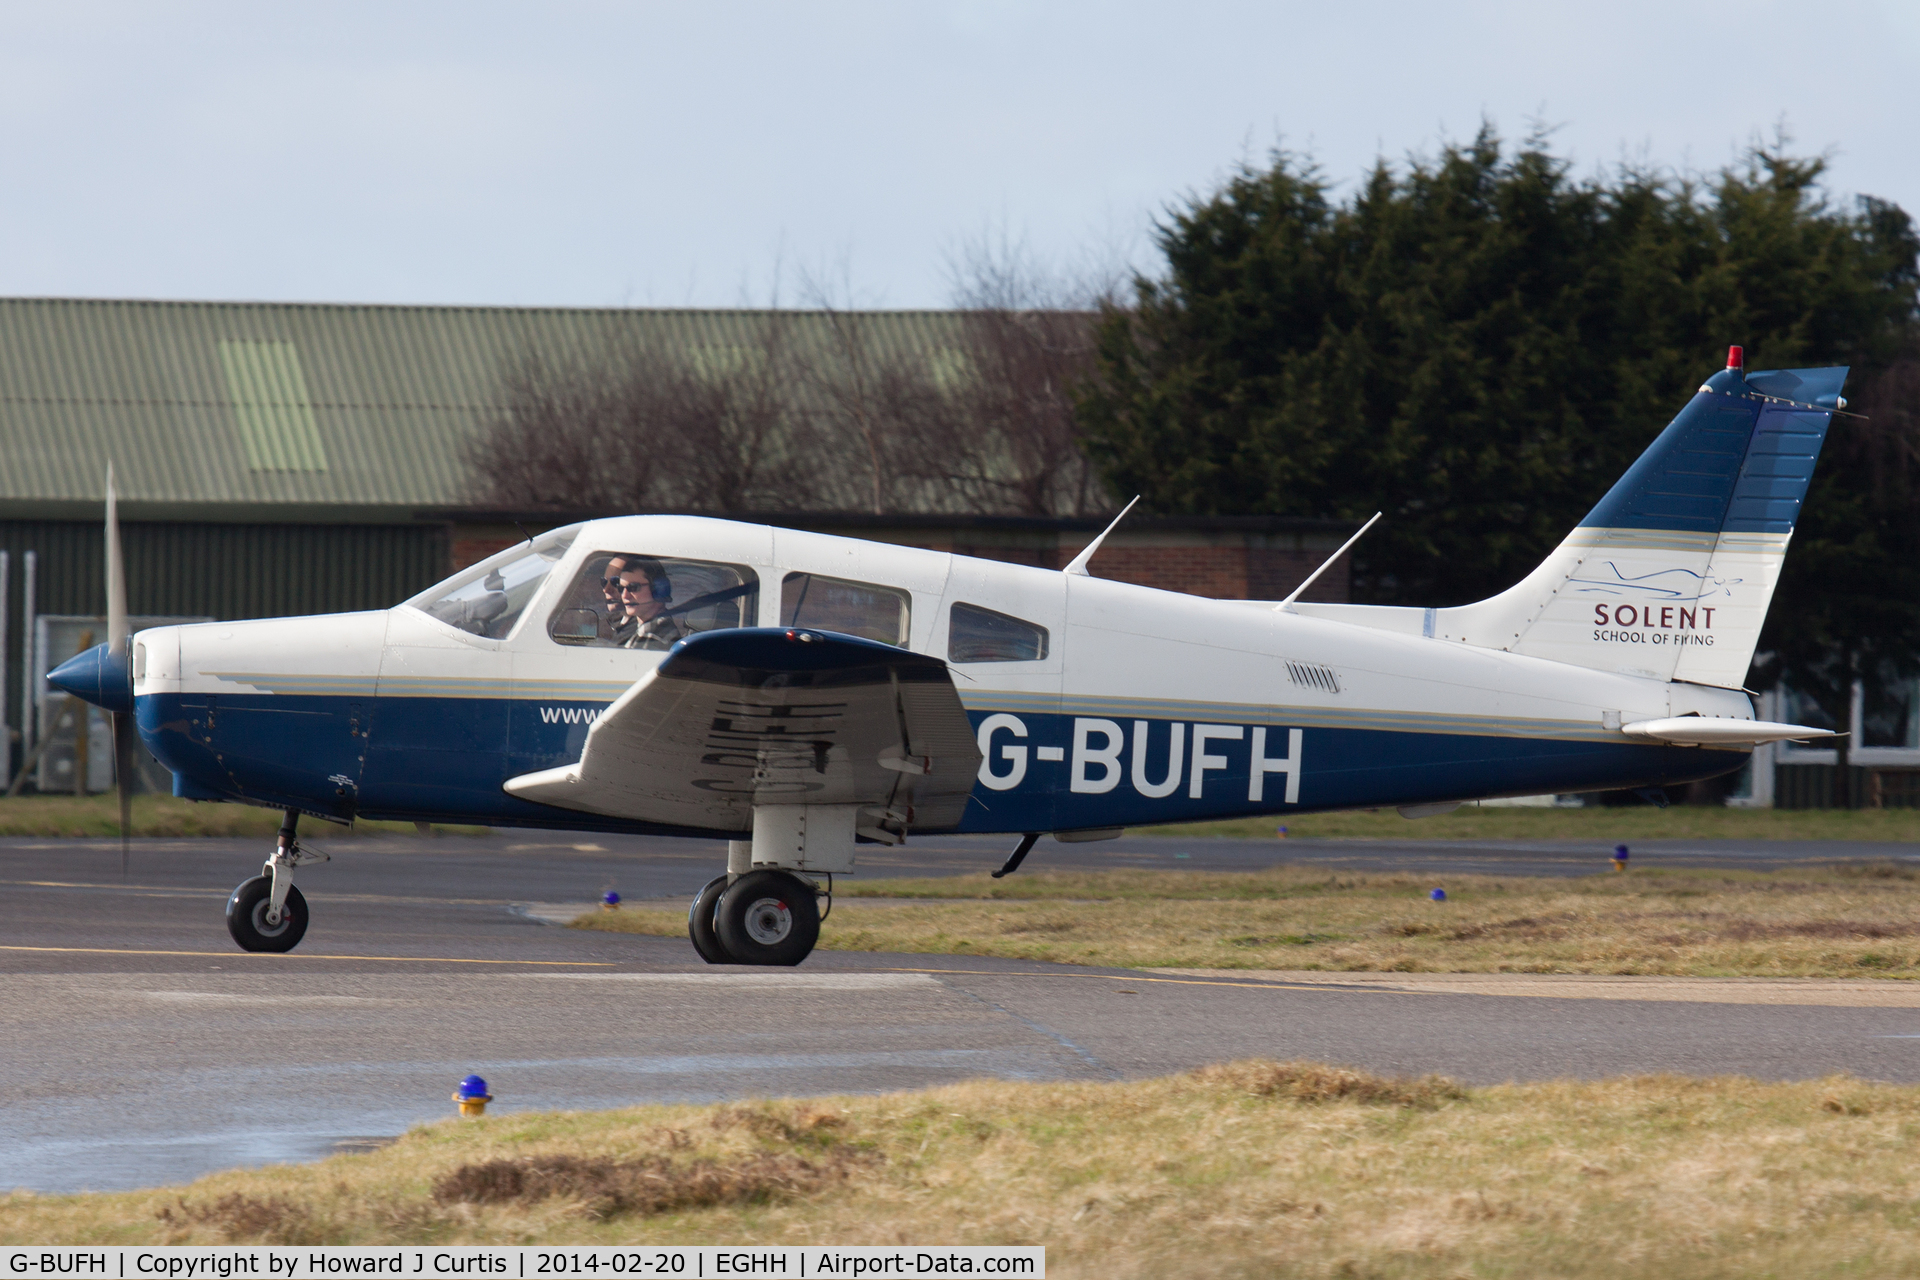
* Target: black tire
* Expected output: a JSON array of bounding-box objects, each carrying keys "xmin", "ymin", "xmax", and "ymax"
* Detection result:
[
  {"xmin": 688, "ymin": 875, "xmax": 731, "ymax": 964},
  {"xmin": 715, "ymin": 870, "xmax": 820, "ymax": 967},
  {"xmin": 226, "ymin": 875, "xmax": 309, "ymax": 953}
]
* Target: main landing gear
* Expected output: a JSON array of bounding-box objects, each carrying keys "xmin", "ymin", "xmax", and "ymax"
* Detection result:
[
  {"xmin": 226, "ymin": 809, "xmax": 329, "ymax": 953},
  {"xmin": 689, "ymin": 838, "xmax": 827, "ymax": 966}
]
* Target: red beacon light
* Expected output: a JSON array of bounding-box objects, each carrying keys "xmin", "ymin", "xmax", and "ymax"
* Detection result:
[{"xmin": 1726, "ymin": 345, "xmax": 1744, "ymax": 371}]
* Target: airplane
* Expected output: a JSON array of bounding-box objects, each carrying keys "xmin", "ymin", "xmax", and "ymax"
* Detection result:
[{"xmin": 49, "ymin": 346, "xmax": 1845, "ymax": 967}]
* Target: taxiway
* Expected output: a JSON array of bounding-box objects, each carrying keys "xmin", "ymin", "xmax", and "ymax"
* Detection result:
[{"xmin": 4, "ymin": 831, "xmax": 1917, "ymax": 1195}]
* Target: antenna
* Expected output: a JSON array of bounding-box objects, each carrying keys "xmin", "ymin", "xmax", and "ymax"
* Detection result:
[
  {"xmin": 1063, "ymin": 496, "xmax": 1141, "ymax": 577},
  {"xmin": 1276, "ymin": 512, "xmax": 1381, "ymax": 611}
]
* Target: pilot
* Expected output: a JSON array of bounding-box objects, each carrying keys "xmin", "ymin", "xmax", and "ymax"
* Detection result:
[{"xmin": 612, "ymin": 559, "xmax": 688, "ymax": 650}]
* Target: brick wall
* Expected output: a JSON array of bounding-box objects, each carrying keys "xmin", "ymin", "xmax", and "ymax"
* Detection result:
[
  {"xmin": 1048, "ymin": 536, "xmax": 1350, "ymax": 602},
  {"xmin": 1248, "ymin": 544, "xmax": 1349, "ymax": 603},
  {"xmin": 1072, "ymin": 544, "xmax": 1249, "ymax": 597},
  {"xmin": 451, "ymin": 534, "xmax": 523, "ymax": 569}
]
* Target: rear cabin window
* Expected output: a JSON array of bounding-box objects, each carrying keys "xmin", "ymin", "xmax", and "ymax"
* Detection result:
[
  {"xmin": 548, "ymin": 554, "xmax": 759, "ymax": 649},
  {"xmin": 781, "ymin": 573, "xmax": 911, "ymax": 646},
  {"xmin": 948, "ymin": 602, "xmax": 1049, "ymax": 662}
]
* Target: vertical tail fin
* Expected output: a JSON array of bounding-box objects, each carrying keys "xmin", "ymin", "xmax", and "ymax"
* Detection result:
[{"xmin": 1438, "ymin": 351, "xmax": 1847, "ymax": 688}]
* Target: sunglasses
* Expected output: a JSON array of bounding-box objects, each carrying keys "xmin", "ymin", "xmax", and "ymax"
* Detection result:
[{"xmin": 618, "ymin": 581, "xmax": 654, "ymax": 595}]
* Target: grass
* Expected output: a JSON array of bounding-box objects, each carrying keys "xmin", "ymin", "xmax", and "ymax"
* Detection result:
[
  {"xmin": 1144, "ymin": 803, "xmax": 1920, "ymax": 841},
  {"xmin": 7, "ymin": 1062, "xmax": 1920, "ymax": 1277},
  {"xmin": 0, "ymin": 794, "xmax": 486, "ymax": 838},
  {"xmin": 576, "ymin": 863, "xmax": 1920, "ymax": 977}
]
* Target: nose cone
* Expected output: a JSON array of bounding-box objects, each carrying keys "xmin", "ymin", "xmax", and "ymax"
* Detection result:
[{"xmin": 47, "ymin": 642, "xmax": 133, "ymax": 714}]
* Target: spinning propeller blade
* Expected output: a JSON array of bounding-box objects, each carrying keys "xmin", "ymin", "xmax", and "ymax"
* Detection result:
[{"xmin": 105, "ymin": 464, "xmax": 133, "ymax": 878}]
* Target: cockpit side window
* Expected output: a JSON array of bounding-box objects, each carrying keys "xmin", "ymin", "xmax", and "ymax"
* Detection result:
[
  {"xmin": 408, "ymin": 528, "xmax": 579, "ymax": 639},
  {"xmin": 548, "ymin": 553, "xmax": 759, "ymax": 649},
  {"xmin": 780, "ymin": 573, "xmax": 911, "ymax": 646},
  {"xmin": 948, "ymin": 601, "xmax": 1049, "ymax": 662}
]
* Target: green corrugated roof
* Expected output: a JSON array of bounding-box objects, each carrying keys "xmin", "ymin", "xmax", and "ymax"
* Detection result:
[{"xmin": 0, "ymin": 298, "xmax": 973, "ymax": 516}]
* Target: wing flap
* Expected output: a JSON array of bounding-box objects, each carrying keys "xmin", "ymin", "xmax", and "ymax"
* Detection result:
[{"xmin": 504, "ymin": 628, "xmax": 983, "ymax": 833}]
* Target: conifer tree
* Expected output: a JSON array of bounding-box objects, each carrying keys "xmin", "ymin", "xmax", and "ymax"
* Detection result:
[{"xmin": 1078, "ymin": 130, "xmax": 1920, "ymax": 769}]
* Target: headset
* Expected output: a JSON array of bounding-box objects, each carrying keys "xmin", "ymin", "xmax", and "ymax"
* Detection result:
[{"xmin": 632, "ymin": 557, "xmax": 673, "ymax": 601}]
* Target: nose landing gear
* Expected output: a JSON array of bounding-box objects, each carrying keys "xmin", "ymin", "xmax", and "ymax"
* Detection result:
[{"xmin": 226, "ymin": 810, "xmax": 329, "ymax": 953}]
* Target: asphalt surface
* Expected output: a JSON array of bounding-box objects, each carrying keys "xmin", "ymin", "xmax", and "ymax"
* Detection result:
[{"xmin": 5, "ymin": 830, "xmax": 1920, "ymax": 1196}]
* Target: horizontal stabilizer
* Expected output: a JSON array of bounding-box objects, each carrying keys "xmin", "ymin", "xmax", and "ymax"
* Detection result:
[
  {"xmin": 1620, "ymin": 717, "xmax": 1836, "ymax": 747},
  {"xmin": 503, "ymin": 627, "xmax": 982, "ymax": 834}
]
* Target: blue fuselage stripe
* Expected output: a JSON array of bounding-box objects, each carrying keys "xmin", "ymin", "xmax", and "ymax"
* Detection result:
[{"xmin": 138, "ymin": 692, "xmax": 1742, "ymax": 834}]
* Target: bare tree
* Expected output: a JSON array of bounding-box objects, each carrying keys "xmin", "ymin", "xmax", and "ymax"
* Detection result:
[
  {"xmin": 669, "ymin": 311, "xmax": 828, "ymax": 511},
  {"xmin": 948, "ymin": 307, "xmax": 1105, "ymax": 516},
  {"xmin": 797, "ymin": 264, "xmax": 917, "ymax": 515},
  {"xmin": 467, "ymin": 316, "xmax": 829, "ymax": 514},
  {"xmin": 789, "ymin": 245, "xmax": 1110, "ymax": 518},
  {"xmin": 466, "ymin": 350, "xmax": 669, "ymax": 512},
  {"xmin": 469, "ymin": 245, "xmax": 1112, "ymax": 519}
]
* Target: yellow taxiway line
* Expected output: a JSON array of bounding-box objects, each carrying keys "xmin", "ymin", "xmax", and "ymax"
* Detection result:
[{"xmin": 0, "ymin": 944, "xmax": 614, "ymax": 966}]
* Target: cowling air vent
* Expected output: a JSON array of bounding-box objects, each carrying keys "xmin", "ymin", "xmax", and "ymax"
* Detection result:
[{"xmin": 1286, "ymin": 661, "xmax": 1341, "ymax": 694}]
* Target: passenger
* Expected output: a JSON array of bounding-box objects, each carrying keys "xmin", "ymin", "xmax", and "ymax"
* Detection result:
[
  {"xmin": 613, "ymin": 559, "xmax": 688, "ymax": 650},
  {"xmin": 597, "ymin": 556, "xmax": 631, "ymax": 641}
]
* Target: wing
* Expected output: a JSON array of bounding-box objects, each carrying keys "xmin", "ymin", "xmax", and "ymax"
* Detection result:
[{"xmin": 503, "ymin": 627, "xmax": 983, "ymax": 834}]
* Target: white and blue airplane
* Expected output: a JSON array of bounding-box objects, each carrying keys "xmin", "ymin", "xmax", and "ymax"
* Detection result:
[{"xmin": 50, "ymin": 347, "xmax": 1844, "ymax": 965}]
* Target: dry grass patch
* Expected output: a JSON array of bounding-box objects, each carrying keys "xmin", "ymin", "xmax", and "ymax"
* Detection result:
[
  {"xmin": 431, "ymin": 1150, "xmax": 869, "ymax": 1221},
  {"xmin": 8, "ymin": 1064, "xmax": 1920, "ymax": 1278},
  {"xmin": 578, "ymin": 862, "xmax": 1920, "ymax": 976},
  {"xmin": 1191, "ymin": 1060, "xmax": 1467, "ymax": 1108}
]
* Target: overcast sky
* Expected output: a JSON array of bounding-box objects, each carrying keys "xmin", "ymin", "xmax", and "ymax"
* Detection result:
[{"xmin": 3, "ymin": 1, "xmax": 1915, "ymax": 310}]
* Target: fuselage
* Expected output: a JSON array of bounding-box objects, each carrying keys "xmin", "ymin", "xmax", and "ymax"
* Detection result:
[{"xmin": 131, "ymin": 515, "xmax": 1748, "ymax": 835}]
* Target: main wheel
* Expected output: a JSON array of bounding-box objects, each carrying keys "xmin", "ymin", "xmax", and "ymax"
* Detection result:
[
  {"xmin": 714, "ymin": 870, "xmax": 820, "ymax": 967},
  {"xmin": 688, "ymin": 875, "xmax": 731, "ymax": 964},
  {"xmin": 226, "ymin": 876, "xmax": 309, "ymax": 953}
]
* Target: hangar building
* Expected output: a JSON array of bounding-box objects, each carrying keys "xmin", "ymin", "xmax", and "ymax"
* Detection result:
[{"xmin": 0, "ymin": 296, "xmax": 1351, "ymax": 791}]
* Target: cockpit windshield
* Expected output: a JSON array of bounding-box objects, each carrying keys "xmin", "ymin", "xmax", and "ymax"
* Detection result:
[{"xmin": 407, "ymin": 526, "xmax": 580, "ymax": 639}]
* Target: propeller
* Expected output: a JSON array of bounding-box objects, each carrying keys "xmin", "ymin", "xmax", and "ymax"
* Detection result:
[{"xmin": 104, "ymin": 464, "xmax": 134, "ymax": 879}]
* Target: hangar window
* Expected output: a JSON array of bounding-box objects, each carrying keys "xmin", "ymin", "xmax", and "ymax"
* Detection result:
[
  {"xmin": 781, "ymin": 573, "xmax": 911, "ymax": 646},
  {"xmin": 948, "ymin": 602, "xmax": 1048, "ymax": 663},
  {"xmin": 409, "ymin": 527, "xmax": 579, "ymax": 639},
  {"xmin": 546, "ymin": 554, "xmax": 759, "ymax": 649}
]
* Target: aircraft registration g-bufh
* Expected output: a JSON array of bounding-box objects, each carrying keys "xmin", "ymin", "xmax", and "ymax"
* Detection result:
[{"xmin": 51, "ymin": 347, "xmax": 1843, "ymax": 965}]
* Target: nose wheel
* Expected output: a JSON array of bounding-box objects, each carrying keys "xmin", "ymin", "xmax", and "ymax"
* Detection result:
[
  {"xmin": 227, "ymin": 810, "xmax": 328, "ymax": 953},
  {"xmin": 226, "ymin": 876, "xmax": 309, "ymax": 951},
  {"xmin": 687, "ymin": 869, "xmax": 822, "ymax": 966}
]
